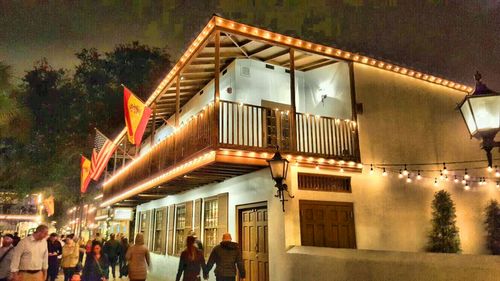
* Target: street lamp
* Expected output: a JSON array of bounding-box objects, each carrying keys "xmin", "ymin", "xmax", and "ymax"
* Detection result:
[
  {"xmin": 459, "ymin": 72, "xmax": 500, "ymax": 168},
  {"xmin": 267, "ymin": 148, "xmax": 294, "ymax": 212}
]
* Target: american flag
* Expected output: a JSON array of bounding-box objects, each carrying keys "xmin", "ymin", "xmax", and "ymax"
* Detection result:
[{"xmin": 90, "ymin": 129, "xmax": 117, "ymax": 181}]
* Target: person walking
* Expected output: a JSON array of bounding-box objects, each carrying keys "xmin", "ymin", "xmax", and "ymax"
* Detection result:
[
  {"xmin": 125, "ymin": 234, "xmax": 150, "ymax": 281},
  {"xmin": 0, "ymin": 234, "xmax": 15, "ymax": 281},
  {"xmin": 10, "ymin": 224, "xmax": 49, "ymax": 281},
  {"xmin": 206, "ymin": 233, "xmax": 245, "ymax": 281},
  {"xmin": 175, "ymin": 236, "xmax": 206, "ymax": 281},
  {"xmin": 102, "ymin": 234, "xmax": 120, "ymax": 279},
  {"xmin": 81, "ymin": 242, "xmax": 109, "ymax": 281},
  {"xmin": 93, "ymin": 234, "xmax": 102, "ymax": 244},
  {"xmin": 61, "ymin": 237, "xmax": 80, "ymax": 281},
  {"xmin": 187, "ymin": 231, "xmax": 203, "ymax": 252},
  {"xmin": 47, "ymin": 233, "xmax": 62, "ymax": 281},
  {"xmin": 118, "ymin": 238, "xmax": 129, "ymax": 278},
  {"xmin": 12, "ymin": 233, "xmax": 20, "ymax": 247}
]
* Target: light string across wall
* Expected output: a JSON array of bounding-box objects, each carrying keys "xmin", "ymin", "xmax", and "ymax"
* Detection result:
[{"xmin": 363, "ymin": 159, "xmax": 500, "ymax": 191}]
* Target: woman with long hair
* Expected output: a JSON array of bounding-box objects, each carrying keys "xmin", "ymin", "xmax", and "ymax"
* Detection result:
[
  {"xmin": 126, "ymin": 233, "xmax": 150, "ymax": 281},
  {"xmin": 176, "ymin": 235, "xmax": 207, "ymax": 281},
  {"xmin": 81, "ymin": 241, "xmax": 110, "ymax": 281}
]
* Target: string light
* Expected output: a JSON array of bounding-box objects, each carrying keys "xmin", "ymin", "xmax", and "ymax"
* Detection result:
[
  {"xmin": 461, "ymin": 177, "xmax": 466, "ymax": 185},
  {"xmin": 453, "ymin": 175, "xmax": 459, "ymax": 183},
  {"xmin": 369, "ymin": 164, "xmax": 374, "ymax": 175},
  {"xmin": 496, "ymin": 181, "xmax": 499, "ymax": 189},
  {"xmin": 402, "ymin": 165, "xmax": 408, "ymax": 176},
  {"xmin": 406, "ymin": 175, "xmax": 412, "ymax": 183},
  {"xmin": 434, "ymin": 178, "xmax": 439, "ymax": 187},
  {"xmin": 464, "ymin": 182, "xmax": 470, "ymax": 191},
  {"xmin": 439, "ymin": 170, "xmax": 444, "ymax": 180},
  {"xmin": 382, "ymin": 168, "xmax": 387, "ymax": 176},
  {"xmin": 416, "ymin": 170, "xmax": 422, "ymax": 180},
  {"xmin": 464, "ymin": 169, "xmax": 470, "ymax": 180},
  {"xmin": 487, "ymin": 166, "xmax": 493, "ymax": 173},
  {"xmin": 398, "ymin": 170, "xmax": 403, "ymax": 179},
  {"xmin": 443, "ymin": 163, "xmax": 448, "ymax": 175},
  {"xmin": 495, "ymin": 166, "xmax": 499, "ymax": 177},
  {"xmin": 340, "ymin": 168, "xmax": 345, "ymax": 173}
]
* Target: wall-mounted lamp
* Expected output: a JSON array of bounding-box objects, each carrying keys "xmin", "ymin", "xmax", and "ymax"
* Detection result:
[{"xmin": 267, "ymin": 148, "xmax": 294, "ymax": 212}]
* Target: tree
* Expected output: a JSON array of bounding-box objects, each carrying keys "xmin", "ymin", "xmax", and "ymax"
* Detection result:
[
  {"xmin": 485, "ymin": 200, "xmax": 500, "ymax": 255},
  {"xmin": 427, "ymin": 190, "xmax": 461, "ymax": 253}
]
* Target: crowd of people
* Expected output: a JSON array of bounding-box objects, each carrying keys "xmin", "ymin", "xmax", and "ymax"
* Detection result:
[{"xmin": 0, "ymin": 225, "xmax": 246, "ymax": 281}]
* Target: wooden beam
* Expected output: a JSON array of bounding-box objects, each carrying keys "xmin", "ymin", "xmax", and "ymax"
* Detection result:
[
  {"xmin": 289, "ymin": 49, "xmax": 297, "ymax": 151},
  {"xmin": 262, "ymin": 48, "xmax": 290, "ymax": 62},
  {"xmin": 175, "ymin": 75, "xmax": 181, "ymax": 127},
  {"xmin": 213, "ymin": 31, "xmax": 221, "ymax": 147},
  {"xmin": 300, "ymin": 60, "xmax": 337, "ymax": 72}
]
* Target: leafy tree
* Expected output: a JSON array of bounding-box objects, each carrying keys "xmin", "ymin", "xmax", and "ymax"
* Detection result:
[
  {"xmin": 485, "ymin": 200, "xmax": 500, "ymax": 255},
  {"xmin": 427, "ymin": 190, "xmax": 461, "ymax": 253}
]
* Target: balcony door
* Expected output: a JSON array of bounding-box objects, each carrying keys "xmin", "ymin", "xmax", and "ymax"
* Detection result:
[
  {"xmin": 261, "ymin": 100, "xmax": 291, "ymax": 150},
  {"xmin": 238, "ymin": 203, "xmax": 269, "ymax": 281}
]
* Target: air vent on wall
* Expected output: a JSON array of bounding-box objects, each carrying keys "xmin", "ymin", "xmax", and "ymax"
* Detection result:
[
  {"xmin": 298, "ymin": 173, "xmax": 351, "ymax": 193},
  {"xmin": 241, "ymin": 66, "xmax": 250, "ymax": 77},
  {"xmin": 222, "ymin": 69, "xmax": 227, "ymax": 75},
  {"xmin": 265, "ymin": 64, "xmax": 275, "ymax": 70},
  {"xmin": 285, "ymin": 69, "xmax": 290, "ymax": 73},
  {"xmin": 199, "ymin": 90, "xmax": 204, "ymax": 95}
]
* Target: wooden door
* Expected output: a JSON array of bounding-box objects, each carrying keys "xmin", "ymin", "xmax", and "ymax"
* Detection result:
[
  {"xmin": 261, "ymin": 100, "xmax": 291, "ymax": 150},
  {"xmin": 300, "ymin": 200, "xmax": 356, "ymax": 248},
  {"xmin": 240, "ymin": 207, "xmax": 269, "ymax": 281}
]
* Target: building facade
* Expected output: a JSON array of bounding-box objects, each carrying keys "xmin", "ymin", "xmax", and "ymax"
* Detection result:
[{"xmin": 99, "ymin": 16, "xmax": 500, "ymax": 281}]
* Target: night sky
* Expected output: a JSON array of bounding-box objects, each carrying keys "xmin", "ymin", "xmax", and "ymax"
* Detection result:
[{"xmin": 1, "ymin": 1, "xmax": 499, "ymax": 89}]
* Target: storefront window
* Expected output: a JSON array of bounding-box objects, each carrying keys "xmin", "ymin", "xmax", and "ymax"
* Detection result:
[
  {"xmin": 153, "ymin": 208, "xmax": 166, "ymax": 254},
  {"xmin": 175, "ymin": 205, "xmax": 186, "ymax": 255},
  {"xmin": 204, "ymin": 199, "xmax": 218, "ymax": 255}
]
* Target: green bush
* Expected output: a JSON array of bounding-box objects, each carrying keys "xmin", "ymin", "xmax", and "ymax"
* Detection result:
[
  {"xmin": 485, "ymin": 200, "xmax": 500, "ymax": 255},
  {"xmin": 427, "ymin": 190, "xmax": 461, "ymax": 253}
]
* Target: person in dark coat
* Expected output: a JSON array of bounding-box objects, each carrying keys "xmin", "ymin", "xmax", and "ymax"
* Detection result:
[
  {"xmin": 82, "ymin": 241, "xmax": 109, "ymax": 281},
  {"xmin": 118, "ymin": 237, "xmax": 129, "ymax": 278},
  {"xmin": 47, "ymin": 233, "xmax": 63, "ymax": 281},
  {"xmin": 176, "ymin": 236, "xmax": 206, "ymax": 281},
  {"xmin": 206, "ymin": 233, "xmax": 245, "ymax": 281},
  {"xmin": 102, "ymin": 234, "xmax": 120, "ymax": 279}
]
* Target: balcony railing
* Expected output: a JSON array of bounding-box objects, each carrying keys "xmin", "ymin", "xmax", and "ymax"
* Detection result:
[{"xmin": 105, "ymin": 100, "xmax": 359, "ymax": 197}]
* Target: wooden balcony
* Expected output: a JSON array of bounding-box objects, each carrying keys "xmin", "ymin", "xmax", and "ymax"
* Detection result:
[{"xmin": 103, "ymin": 101, "xmax": 360, "ymax": 207}]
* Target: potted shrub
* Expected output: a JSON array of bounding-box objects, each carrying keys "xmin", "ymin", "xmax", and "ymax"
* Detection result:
[
  {"xmin": 427, "ymin": 190, "xmax": 461, "ymax": 253},
  {"xmin": 485, "ymin": 200, "xmax": 500, "ymax": 255}
]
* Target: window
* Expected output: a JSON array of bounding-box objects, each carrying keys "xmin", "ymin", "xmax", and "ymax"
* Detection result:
[
  {"xmin": 299, "ymin": 200, "xmax": 356, "ymax": 249},
  {"xmin": 138, "ymin": 211, "xmax": 150, "ymax": 248},
  {"xmin": 175, "ymin": 205, "xmax": 186, "ymax": 255},
  {"xmin": 153, "ymin": 208, "xmax": 166, "ymax": 254},
  {"xmin": 204, "ymin": 198, "xmax": 218, "ymax": 255},
  {"xmin": 298, "ymin": 173, "xmax": 351, "ymax": 192}
]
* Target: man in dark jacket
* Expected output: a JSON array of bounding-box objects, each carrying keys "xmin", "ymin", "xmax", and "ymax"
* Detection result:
[
  {"xmin": 206, "ymin": 233, "xmax": 245, "ymax": 281},
  {"xmin": 47, "ymin": 233, "xmax": 62, "ymax": 281},
  {"xmin": 102, "ymin": 234, "xmax": 121, "ymax": 279}
]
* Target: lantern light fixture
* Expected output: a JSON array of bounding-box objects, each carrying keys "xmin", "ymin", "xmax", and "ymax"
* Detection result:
[
  {"xmin": 267, "ymin": 147, "xmax": 294, "ymax": 212},
  {"xmin": 458, "ymin": 72, "xmax": 499, "ymax": 168}
]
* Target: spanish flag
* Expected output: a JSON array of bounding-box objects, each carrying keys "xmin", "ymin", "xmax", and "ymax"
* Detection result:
[
  {"xmin": 43, "ymin": 196, "xmax": 55, "ymax": 217},
  {"xmin": 81, "ymin": 156, "xmax": 92, "ymax": 193},
  {"xmin": 124, "ymin": 86, "xmax": 152, "ymax": 147}
]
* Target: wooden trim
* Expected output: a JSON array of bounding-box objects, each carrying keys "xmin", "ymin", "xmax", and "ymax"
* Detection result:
[
  {"xmin": 213, "ymin": 31, "xmax": 221, "ymax": 147},
  {"xmin": 175, "ymin": 75, "xmax": 181, "ymax": 127}
]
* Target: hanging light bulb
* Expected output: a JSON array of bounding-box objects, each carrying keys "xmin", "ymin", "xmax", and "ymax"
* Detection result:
[
  {"xmin": 439, "ymin": 171, "xmax": 444, "ymax": 180},
  {"xmin": 406, "ymin": 174, "xmax": 412, "ymax": 183},
  {"xmin": 402, "ymin": 165, "xmax": 408, "ymax": 176},
  {"xmin": 434, "ymin": 178, "xmax": 438, "ymax": 187},
  {"xmin": 461, "ymin": 177, "xmax": 466, "ymax": 185},
  {"xmin": 487, "ymin": 166, "xmax": 493, "ymax": 173},
  {"xmin": 496, "ymin": 181, "xmax": 499, "ymax": 189},
  {"xmin": 453, "ymin": 175, "xmax": 459, "ymax": 183},
  {"xmin": 464, "ymin": 169, "xmax": 470, "ymax": 180},
  {"xmin": 464, "ymin": 182, "xmax": 470, "ymax": 191},
  {"xmin": 482, "ymin": 177, "xmax": 487, "ymax": 185},
  {"xmin": 445, "ymin": 175, "xmax": 449, "ymax": 181},
  {"xmin": 416, "ymin": 170, "xmax": 422, "ymax": 180},
  {"xmin": 382, "ymin": 168, "xmax": 387, "ymax": 176},
  {"xmin": 398, "ymin": 169, "xmax": 403, "ymax": 179},
  {"xmin": 340, "ymin": 168, "xmax": 344, "ymax": 173},
  {"xmin": 495, "ymin": 166, "xmax": 499, "ymax": 177},
  {"xmin": 443, "ymin": 163, "xmax": 448, "ymax": 175},
  {"xmin": 369, "ymin": 164, "xmax": 374, "ymax": 175}
]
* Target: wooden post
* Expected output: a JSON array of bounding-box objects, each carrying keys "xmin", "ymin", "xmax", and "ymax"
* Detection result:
[
  {"xmin": 213, "ymin": 31, "xmax": 221, "ymax": 146},
  {"xmin": 289, "ymin": 48, "xmax": 297, "ymax": 152},
  {"xmin": 347, "ymin": 61, "xmax": 361, "ymax": 162}
]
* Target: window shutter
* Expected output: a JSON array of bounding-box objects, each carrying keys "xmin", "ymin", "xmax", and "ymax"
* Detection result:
[
  {"xmin": 167, "ymin": 205, "xmax": 175, "ymax": 255},
  {"xmin": 161, "ymin": 207, "xmax": 168, "ymax": 254},
  {"xmin": 194, "ymin": 199, "xmax": 202, "ymax": 237},
  {"xmin": 217, "ymin": 192, "xmax": 229, "ymax": 239},
  {"xmin": 185, "ymin": 201, "xmax": 193, "ymax": 232}
]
